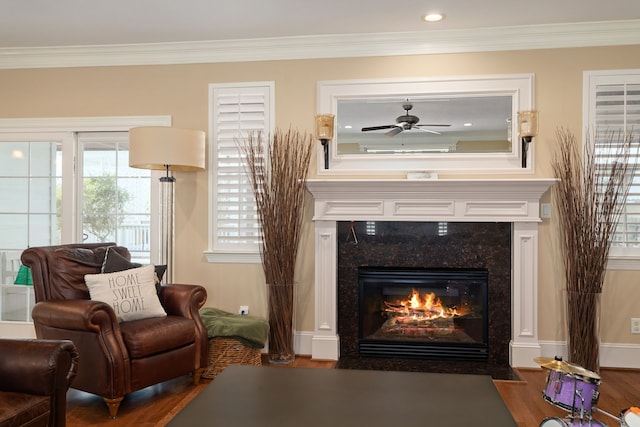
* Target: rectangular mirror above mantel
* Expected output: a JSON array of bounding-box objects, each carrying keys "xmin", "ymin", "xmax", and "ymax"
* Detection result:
[{"xmin": 316, "ymin": 74, "xmax": 536, "ymax": 175}]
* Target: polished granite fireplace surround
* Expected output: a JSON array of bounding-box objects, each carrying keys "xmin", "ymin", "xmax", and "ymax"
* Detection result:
[{"xmin": 336, "ymin": 220, "xmax": 512, "ymax": 377}]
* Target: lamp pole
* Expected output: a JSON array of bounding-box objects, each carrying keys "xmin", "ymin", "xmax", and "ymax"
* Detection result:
[{"xmin": 159, "ymin": 165, "xmax": 175, "ymax": 284}]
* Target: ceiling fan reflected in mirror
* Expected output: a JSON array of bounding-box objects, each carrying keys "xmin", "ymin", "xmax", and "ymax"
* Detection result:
[{"xmin": 361, "ymin": 103, "xmax": 451, "ymax": 136}]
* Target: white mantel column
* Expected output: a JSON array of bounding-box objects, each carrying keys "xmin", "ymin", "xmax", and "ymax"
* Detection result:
[
  {"xmin": 510, "ymin": 221, "xmax": 541, "ymax": 367},
  {"xmin": 311, "ymin": 220, "xmax": 340, "ymax": 360}
]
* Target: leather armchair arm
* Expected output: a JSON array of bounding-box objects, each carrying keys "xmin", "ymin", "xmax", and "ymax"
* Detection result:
[
  {"xmin": 0, "ymin": 339, "xmax": 79, "ymax": 396},
  {"xmin": 31, "ymin": 299, "xmax": 131, "ymax": 399},
  {"xmin": 32, "ymin": 299, "xmax": 121, "ymax": 333},
  {"xmin": 159, "ymin": 284, "xmax": 207, "ymax": 318}
]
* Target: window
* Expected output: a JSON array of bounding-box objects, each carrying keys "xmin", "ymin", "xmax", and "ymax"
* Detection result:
[
  {"xmin": 584, "ymin": 70, "xmax": 640, "ymax": 268},
  {"xmin": 207, "ymin": 82, "xmax": 274, "ymax": 263},
  {"xmin": 0, "ymin": 116, "xmax": 169, "ymax": 322}
]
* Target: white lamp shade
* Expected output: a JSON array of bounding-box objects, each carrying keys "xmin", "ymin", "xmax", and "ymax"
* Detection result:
[{"xmin": 129, "ymin": 126, "xmax": 206, "ymax": 171}]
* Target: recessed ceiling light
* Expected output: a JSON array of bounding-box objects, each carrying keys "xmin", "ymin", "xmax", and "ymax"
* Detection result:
[
  {"xmin": 423, "ymin": 13, "xmax": 444, "ymax": 22},
  {"xmin": 464, "ymin": 123, "xmax": 473, "ymax": 127}
]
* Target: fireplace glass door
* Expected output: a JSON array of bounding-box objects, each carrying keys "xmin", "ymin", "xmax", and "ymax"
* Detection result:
[{"xmin": 358, "ymin": 267, "xmax": 489, "ymax": 360}]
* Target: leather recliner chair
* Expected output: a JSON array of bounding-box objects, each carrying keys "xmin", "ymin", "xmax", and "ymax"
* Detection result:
[
  {"xmin": 21, "ymin": 243, "xmax": 208, "ymax": 419},
  {"xmin": 0, "ymin": 338, "xmax": 79, "ymax": 427}
]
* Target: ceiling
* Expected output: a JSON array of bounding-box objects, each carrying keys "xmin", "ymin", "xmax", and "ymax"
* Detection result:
[{"xmin": 1, "ymin": 0, "xmax": 639, "ymax": 49}]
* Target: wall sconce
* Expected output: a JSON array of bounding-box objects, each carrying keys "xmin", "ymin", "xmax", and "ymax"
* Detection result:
[
  {"xmin": 518, "ymin": 111, "xmax": 538, "ymax": 168},
  {"xmin": 315, "ymin": 114, "xmax": 335, "ymax": 170}
]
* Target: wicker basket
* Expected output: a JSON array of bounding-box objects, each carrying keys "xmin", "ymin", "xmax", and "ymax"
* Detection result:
[{"xmin": 202, "ymin": 337, "xmax": 262, "ymax": 379}]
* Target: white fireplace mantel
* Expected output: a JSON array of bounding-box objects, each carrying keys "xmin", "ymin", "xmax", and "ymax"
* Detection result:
[{"xmin": 305, "ymin": 178, "xmax": 557, "ymax": 367}]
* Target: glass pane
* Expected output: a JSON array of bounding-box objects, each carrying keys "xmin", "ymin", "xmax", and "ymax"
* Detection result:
[
  {"xmin": 0, "ymin": 214, "xmax": 28, "ymax": 248},
  {"xmin": 29, "ymin": 178, "xmax": 57, "ymax": 213},
  {"xmin": 119, "ymin": 177, "xmax": 150, "ymax": 214},
  {"xmin": 118, "ymin": 214, "xmax": 150, "ymax": 251},
  {"xmin": 0, "ymin": 142, "xmax": 29, "ymax": 176},
  {"xmin": 29, "ymin": 214, "xmax": 61, "ymax": 246},
  {"xmin": 83, "ymin": 176, "xmax": 125, "ymax": 243},
  {"xmin": 30, "ymin": 141, "xmax": 59, "ymax": 175},
  {"xmin": 116, "ymin": 143, "xmax": 132, "ymax": 176},
  {"xmin": 0, "ymin": 178, "xmax": 28, "ymax": 213},
  {"xmin": 83, "ymin": 144, "xmax": 117, "ymax": 177}
]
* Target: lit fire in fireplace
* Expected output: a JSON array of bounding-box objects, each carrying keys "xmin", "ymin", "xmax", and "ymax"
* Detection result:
[{"xmin": 382, "ymin": 289, "xmax": 470, "ymax": 334}]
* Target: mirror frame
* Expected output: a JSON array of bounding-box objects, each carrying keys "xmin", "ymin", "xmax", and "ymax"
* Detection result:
[{"xmin": 317, "ymin": 74, "xmax": 535, "ymax": 175}]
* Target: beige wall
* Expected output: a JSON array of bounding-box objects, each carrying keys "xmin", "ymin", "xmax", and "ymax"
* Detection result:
[{"xmin": 2, "ymin": 45, "xmax": 640, "ymax": 347}]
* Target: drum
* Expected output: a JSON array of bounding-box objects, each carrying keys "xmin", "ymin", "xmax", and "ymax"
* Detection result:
[
  {"xmin": 620, "ymin": 407, "xmax": 640, "ymax": 427},
  {"xmin": 543, "ymin": 369, "xmax": 601, "ymax": 415},
  {"xmin": 540, "ymin": 417, "xmax": 608, "ymax": 426}
]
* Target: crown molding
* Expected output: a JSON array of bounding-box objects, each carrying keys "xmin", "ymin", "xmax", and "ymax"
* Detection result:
[
  {"xmin": 0, "ymin": 115, "xmax": 171, "ymax": 131},
  {"xmin": 0, "ymin": 20, "xmax": 639, "ymax": 70}
]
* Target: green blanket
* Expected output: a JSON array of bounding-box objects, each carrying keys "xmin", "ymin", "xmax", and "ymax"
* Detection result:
[{"xmin": 199, "ymin": 307, "xmax": 269, "ymax": 349}]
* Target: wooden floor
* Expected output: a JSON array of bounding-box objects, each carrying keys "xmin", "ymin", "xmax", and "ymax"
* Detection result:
[{"xmin": 65, "ymin": 357, "xmax": 640, "ymax": 426}]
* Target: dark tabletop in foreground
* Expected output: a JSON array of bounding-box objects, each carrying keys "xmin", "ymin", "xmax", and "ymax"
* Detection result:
[{"xmin": 168, "ymin": 364, "xmax": 517, "ymax": 427}]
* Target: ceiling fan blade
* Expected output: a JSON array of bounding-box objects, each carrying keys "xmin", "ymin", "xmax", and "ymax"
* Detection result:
[
  {"xmin": 414, "ymin": 127, "xmax": 441, "ymax": 135},
  {"xmin": 415, "ymin": 124, "xmax": 451, "ymax": 127},
  {"xmin": 361, "ymin": 125, "xmax": 396, "ymax": 132},
  {"xmin": 385, "ymin": 126, "xmax": 404, "ymax": 136}
]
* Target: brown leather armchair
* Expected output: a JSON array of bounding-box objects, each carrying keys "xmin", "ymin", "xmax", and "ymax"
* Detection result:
[
  {"xmin": 0, "ymin": 338, "xmax": 78, "ymax": 427},
  {"xmin": 21, "ymin": 243, "xmax": 208, "ymax": 419}
]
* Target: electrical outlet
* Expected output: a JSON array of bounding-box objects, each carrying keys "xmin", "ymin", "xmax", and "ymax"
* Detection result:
[
  {"xmin": 632, "ymin": 318, "xmax": 640, "ymax": 334},
  {"xmin": 541, "ymin": 203, "xmax": 552, "ymax": 219},
  {"xmin": 239, "ymin": 306, "xmax": 249, "ymax": 316}
]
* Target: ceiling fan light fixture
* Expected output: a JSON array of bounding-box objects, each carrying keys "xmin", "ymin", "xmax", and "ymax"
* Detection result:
[{"xmin": 423, "ymin": 13, "xmax": 444, "ymax": 22}]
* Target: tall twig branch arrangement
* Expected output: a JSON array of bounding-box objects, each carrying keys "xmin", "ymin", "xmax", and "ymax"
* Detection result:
[
  {"xmin": 238, "ymin": 128, "xmax": 313, "ymax": 363},
  {"xmin": 551, "ymin": 127, "xmax": 638, "ymax": 372}
]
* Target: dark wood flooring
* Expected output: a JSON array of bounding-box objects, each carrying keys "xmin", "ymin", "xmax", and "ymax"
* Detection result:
[{"xmin": 65, "ymin": 357, "xmax": 640, "ymax": 426}]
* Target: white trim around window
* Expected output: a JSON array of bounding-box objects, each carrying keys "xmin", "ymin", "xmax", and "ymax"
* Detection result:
[{"xmin": 205, "ymin": 82, "xmax": 275, "ymax": 264}]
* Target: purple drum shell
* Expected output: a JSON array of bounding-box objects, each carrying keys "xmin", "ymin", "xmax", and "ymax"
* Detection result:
[{"xmin": 543, "ymin": 370, "xmax": 600, "ymax": 413}]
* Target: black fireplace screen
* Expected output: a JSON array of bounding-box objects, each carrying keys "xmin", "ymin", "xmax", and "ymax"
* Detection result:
[{"xmin": 358, "ymin": 267, "xmax": 489, "ymax": 360}]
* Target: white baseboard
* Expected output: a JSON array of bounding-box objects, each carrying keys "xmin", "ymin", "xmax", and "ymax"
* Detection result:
[
  {"xmin": 537, "ymin": 340, "xmax": 640, "ymax": 369},
  {"xmin": 294, "ymin": 331, "xmax": 314, "ymax": 356}
]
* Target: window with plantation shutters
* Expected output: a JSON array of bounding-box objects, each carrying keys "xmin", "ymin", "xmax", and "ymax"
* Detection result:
[
  {"xmin": 585, "ymin": 70, "xmax": 640, "ymax": 266},
  {"xmin": 207, "ymin": 82, "xmax": 274, "ymax": 263}
]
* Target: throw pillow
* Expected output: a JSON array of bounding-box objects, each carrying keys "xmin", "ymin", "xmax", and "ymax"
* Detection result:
[
  {"xmin": 85, "ymin": 264, "xmax": 167, "ymax": 322},
  {"xmin": 101, "ymin": 247, "xmax": 167, "ymax": 290}
]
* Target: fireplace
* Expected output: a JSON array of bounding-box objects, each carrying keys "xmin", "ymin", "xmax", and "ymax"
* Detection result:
[
  {"xmin": 305, "ymin": 178, "xmax": 557, "ymax": 369},
  {"xmin": 337, "ymin": 220, "xmax": 510, "ymax": 370},
  {"xmin": 358, "ymin": 266, "xmax": 488, "ymax": 360}
]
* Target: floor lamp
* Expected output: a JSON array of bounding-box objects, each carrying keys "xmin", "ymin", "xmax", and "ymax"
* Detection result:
[{"xmin": 129, "ymin": 126, "xmax": 205, "ymax": 283}]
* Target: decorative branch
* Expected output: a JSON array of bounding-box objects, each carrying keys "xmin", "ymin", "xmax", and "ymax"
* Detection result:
[
  {"xmin": 551, "ymin": 127, "xmax": 638, "ymax": 295},
  {"xmin": 237, "ymin": 127, "xmax": 313, "ymax": 363},
  {"xmin": 551, "ymin": 126, "xmax": 639, "ymax": 372},
  {"xmin": 238, "ymin": 128, "xmax": 313, "ymax": 284}
]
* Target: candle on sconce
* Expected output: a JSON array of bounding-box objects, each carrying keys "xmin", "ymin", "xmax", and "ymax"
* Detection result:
[
  {"xmin": 518, "ymin": 111, "xmax": 538, "ymax": 138},
  {"xmin": 315, "ymin": 114, "xmax": 335, "ymax": 140},
  {"xmin": 315, "ymin": 114, "xmax": 335, "ymax": 170},
  {"xmin": 518, "ymin": 110, "xmax": 538, "ymax": 169}
]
